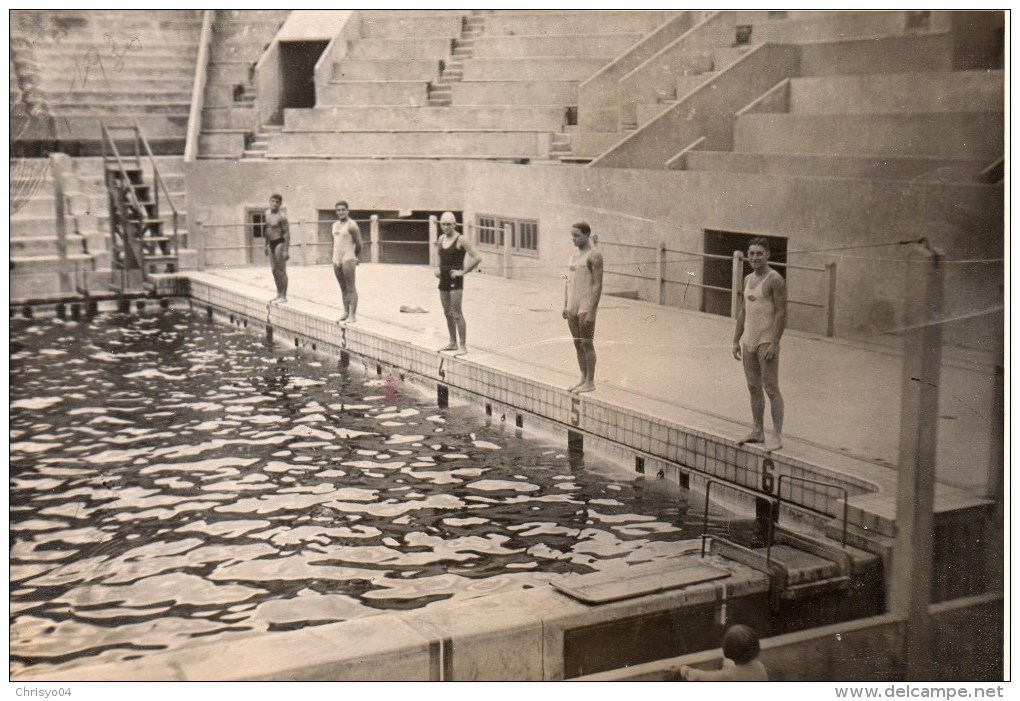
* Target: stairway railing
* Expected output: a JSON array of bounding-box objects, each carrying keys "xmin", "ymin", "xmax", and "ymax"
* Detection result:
[
  {"xmin": 185, "ymin": 9, "xmax": 215, "ymax": 163},
  {"xmin": 101, "ymin": 122, "xmax": 179, "ymax": 287}
]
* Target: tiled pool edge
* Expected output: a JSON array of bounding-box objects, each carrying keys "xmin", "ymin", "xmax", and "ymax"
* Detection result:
[{"xmin": 182, "ymin": 275, "xmax": 893, "ymax": 540}]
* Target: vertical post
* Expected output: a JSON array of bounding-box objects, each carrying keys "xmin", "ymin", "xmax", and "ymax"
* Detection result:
[
  {"xmin": 299, "ymin": 219, "xmax": 308, "ymax": 266},
  {"xmin": 730, "ymin": 250, "xmax": 744, "ymax": 318},
  {"xmin": 889, "ymin": 243, "xmax": 944, "ymax": 681},
  {"xmin": 196, "ymin": 220, "xmax": 206, "ymax": 270},
  {"xmin": 371, "ymin": 214, "xmax": 381, "ymax": 264},
  {"xmin": 655, "ymin": 241, "xmax": 665, "ymax": 305},
  {"xmin": 427, "ymin": 215, "xmax": 437, "ymax": 268},
  {"xmin": 825, "ymin": 261, "xmax": 837, "ymax": 337},
  {"xmin": 52, "ymin": 158, "xmax": 70, "ymax": 295},
  {"xmin": 502, "ymin": 222, "xmax": 513, "ymax": 279}
]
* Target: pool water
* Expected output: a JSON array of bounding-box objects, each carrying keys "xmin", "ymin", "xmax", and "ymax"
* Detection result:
[{"xmin": 10, "ymin": 309, "xmax": 743, "ymax": 675}]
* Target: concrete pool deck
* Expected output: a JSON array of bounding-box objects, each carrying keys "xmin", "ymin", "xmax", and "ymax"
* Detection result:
[{"xmin": 192, "ymin": 263, "xmax": 996, "ymax": 506}]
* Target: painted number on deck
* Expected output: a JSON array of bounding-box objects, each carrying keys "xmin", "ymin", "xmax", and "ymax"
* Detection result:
[
  {"xmin": 570, "ymin": 397, "xmax": 580, "ymax": 427},
  {"xmin": 761, "ymin": 458, "xmax": 775, "ymax": 494},
  {"xmin": 340, "ymin": 327, "xmax": 347, "ymax": 350}
]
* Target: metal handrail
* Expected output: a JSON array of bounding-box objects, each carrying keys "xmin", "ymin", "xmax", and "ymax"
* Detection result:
[
  {"xmin": 101, "ymin": 123, "xmax": 165, "ymax": 283},
  {"xmin": 134, "ymin": 120, "xmax": 180, "ymax": 257},
  {"xmin": 700, "ymin": 478, "xmax": 778, "ymax": 569},
  {"xmin": 776, "ymin": 474, "xmax": 849, "ymax": 549}
]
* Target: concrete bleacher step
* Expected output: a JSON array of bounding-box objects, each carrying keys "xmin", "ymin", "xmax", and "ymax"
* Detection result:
[
  {"xmin": 451, "ymin": 79, "xmax": 579, "ymax": 106},
  {"xmin": 483, "ymin": 10, "xmax": 676, "ymax": 36},
  {"xmin": 346, "ymin": 37, "xmax": 454, "ymax": 60},
  {"xmin": 734, "ymin": 112, "xmax": 1004, "ymax": 160},
  {"xmin": 461, "ymin": 56, "xmax": 610, "ymax": 81},
  {"xmin": 789, "ymin": 70, "xmax": 1005, "ymax": 114},
  {"xmin": 50, "ymin": 102, "xmax": 190, "ymax": 115},
  {"xmin": 331, "ymin": 59, "xmax": 441, "ymax": 81},
  {"xmin": 319, "ymin": 80, "xmax": 430, "ymax": 106},
  {"xmin": 283, "ymin": 104, "xmax": 566, "ymax": 131},
  {"xmin": 10, "ymin": 234, "xmax": 87, "ymax": 256},
  {"xmin": 264, "ymin": 130, "xmax": 550, "ymax": 158},
  {"xmin": 682, "ymin": 151, "xmax": 994, "ymax": 182},
  {"xmin": 359, "ymin": 14, "xmax": 464, "ymax": 39},
  {"xmin": 207, "ymin": 62, "xmax": 257, "ymax": 84},
  {"xmin": 199, "ymin": 130, "xmax": 247, "ymax": 156},
  {"xmin": 201, "ymin": 105, "xmax": 257, "ymax": 131},
  {"xmin": 568, "ymin": 130, "xmax": 628, "ymax": 158},
  {"xmin": 471, "ymin": 33, "xmax": 642, "ymax": 58}
]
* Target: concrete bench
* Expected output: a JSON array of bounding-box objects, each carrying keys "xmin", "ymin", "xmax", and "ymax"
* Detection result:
[
  {"xmin": 682, "ymin": 151, "xmax": 992, "ymax": 183},
  {"xmin": 734, "ymin": 111, "xmax": 1004, "ymax": 160},
  {"xmin": 789, "ymin": 70, "xmax": 1005, "ymax": 114},
  {"xmin": 346, "ymin": 37, "xmax": 453, "ymax": 60},
  {"xmin": 331, "ymin": 59, "xmax": 441, "ymax": 82},
  {"xmin": 318, "ymin": 80, "xmax": 430, "ymax": 106},
  {"xmin": 483, "ymin": 10, "xmax": 675, "ymax": 36},
  {"xmin": 461, "ymin": 57, "xmax": 609, "ymax": 81},
  {"xmin": 264, "ymin": 130, "xmax": 550, "ymax": 158},
  {"xmin": 470, "ymin": 33, "xmax": 641, "ymax": 58},
  {"xmin": 283, "ymin": 104, "xmax": 566, "ymax": 132},
  {"xmin": 451, "ymin": 80, "xmax": 579, "ymax": 106}
]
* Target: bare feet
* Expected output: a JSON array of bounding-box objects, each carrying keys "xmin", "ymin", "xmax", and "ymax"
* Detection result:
[
  {"xmin": 765, "ymin": 434, "xmax": 783, "ymax": 453},
  {"xmin": 347, "ymin": 315, "xmax": 356, "ymax": 323},
  {"xmin": 277, "ymin": 296, "xmax": 287, "ymax": 304},
  {"xmin": 737, "ymin": 432, "xmax": 765, "ymax": 446},
  {"xmin": 339, "ymin": 312, "xmax": 349, "ymax": 323},
  {"xmin": 454, "ymin": 345, "xmax": 467, "ymax": 356},
  {"xmin": 574, "ymin": 382, "xmax": 595, "ymax": 393},
  {"xmin": 439, "ymin": 343, "xmax": 458, "ymax": 352}
]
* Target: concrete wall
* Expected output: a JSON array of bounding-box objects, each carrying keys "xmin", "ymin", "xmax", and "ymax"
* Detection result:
[
  {"xmin": 185, "ymin": 159, "xmax": 1002, "ymax": 348},
  {"xmin": 582, "ymin": 592, "xmax": 1003, "ymax": 681}
]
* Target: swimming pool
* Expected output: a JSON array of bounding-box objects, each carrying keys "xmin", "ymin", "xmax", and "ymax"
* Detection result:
[{"xmin": 10, "ymin": 308, "xmax": 743, "ymax": 676}]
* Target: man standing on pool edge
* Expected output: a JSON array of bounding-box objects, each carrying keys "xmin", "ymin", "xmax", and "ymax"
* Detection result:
[
  {"xmin": 435, "ymin": 211, "xmax": 481, "ymax": 356},
  {"xmin": 563, "ymin": 222, "xmax": 603, "ymax": 393},
  {"xmin": 733, "ymin": 237, "xmax": 787, "ymax": 452},
  {"xmin": 264, "ymin": 193, "xmax": 289, "ymax": 303},
  {"xmin": 332, "ymin": 200, "xmax": 363, "ymax": 323}
]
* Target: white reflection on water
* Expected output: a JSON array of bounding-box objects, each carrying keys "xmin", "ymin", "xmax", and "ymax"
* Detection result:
[{"xmin": 10, "ymin": 311, "xmax": 728, "ymax": 676}]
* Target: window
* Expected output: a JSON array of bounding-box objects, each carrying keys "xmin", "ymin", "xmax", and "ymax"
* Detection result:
[
  {"xmin": 247, "ymin": 209, "xmax": 266, "ymax": 239},
  {"xmin": 474, "ymin": 214, "xmax": 539, "ymax": 255}
]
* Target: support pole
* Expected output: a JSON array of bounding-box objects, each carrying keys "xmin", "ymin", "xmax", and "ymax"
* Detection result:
[
  {"xmin": 655, "ymin": 241, "xmax": 665, "ymax": 305},
  {"xmin": 502, "ymin": 222, "xmax": 513, "ymax": 279},
  {"xmin": 889, "ymin": 242, "xmax": 944, "ymax": 681},
  {"xmin": 731, "ymin": 250, "xmax": 744, "ymax": 318},
  {"xmin": 826, "ymin": 261, "xmax": 837, "ymax": 337},
  {"xmin": 371, "ymin": 214, "xmax": 381, "ymax": 264},
  {"xmin": 427, "ymin": 215, "xmax": 437, "ymax": 268}
]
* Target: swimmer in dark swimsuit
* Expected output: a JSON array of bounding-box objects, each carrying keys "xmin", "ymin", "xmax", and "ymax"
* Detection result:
[
  {"xmin": 434, "ymin": 211, "xmax": 481, "ymax": 355},
  {"xmin": 264, "ymin": 193, "xmax": 289, "ymax": 303}
]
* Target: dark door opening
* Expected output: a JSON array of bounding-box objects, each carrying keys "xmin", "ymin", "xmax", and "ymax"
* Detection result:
[
  {"xmin": 280, "ymin": 41, "xmax": 329, "ymax": 111},
  {"xmin": 702, "ymin": 230, "xmax": 787, "ymax": 317}
]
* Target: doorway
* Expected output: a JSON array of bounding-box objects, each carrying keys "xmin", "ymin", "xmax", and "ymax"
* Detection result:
[
  {"xmin": 702, "ymin": 230, "xmax": 787, "ymax": 317},
  {"xmin": 279, "ymin": 41, "xmax": 329, "ymax": 111}
]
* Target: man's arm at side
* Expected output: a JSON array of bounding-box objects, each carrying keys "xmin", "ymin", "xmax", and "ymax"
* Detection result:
[
  {"xmin": 587, "ymin": 250, "xmax": 604, "ymax": 314},
  {"xmin": 769, "ymin": 273, "xmax": 787, "ymax": 345}
]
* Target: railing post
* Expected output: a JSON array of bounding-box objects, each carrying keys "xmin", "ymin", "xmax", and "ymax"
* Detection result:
[
  {"xmin": 370, "ymin": 214, "xmax": 381, "ymax": 264},
  {"xmin": 196, "ymin": 220, "xmax": 206, "ymax": 270},
  {"xmin": 825, "ymin": 261, "xmax": 837, "ymax": 337},
  {"xmin": 52, "ymin": 161, "xmax": 70, "ymax": 295},
  {"xmin": 502, "ymin": 223, "xmax": 513, "ymax": 279},
  {"xmin": 731, "ymin": 250, "xmax": 744, "ymax": 318},
  {"xmin": 299, "ymin": 220, "xmax": 308, "ymax": 266},
  {"xmin": 427, "ymin": 215, "xmax": 437, "ymax": 268},
  {"xmin": 890, "ymin": 243, "xmax": 944, "ymax": 681},
  {"xmin": 655, "ymin": 241, "xmax": 665, "ymax": 305}
]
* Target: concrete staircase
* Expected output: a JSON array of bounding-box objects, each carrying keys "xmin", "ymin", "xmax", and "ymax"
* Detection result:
[
  {"xmin": 10, "ymin": 158, "xmax": 91, "ymax": 301},
  {"xmin": 199, "ymin": 9, "xmax": 290, "ymax": 159},
  {"xmin": 579, "ymin": 10, "xmax": 1005, "ymax": 175},
  {"xmin": 264, "ymin": 10, "xmax": 671, "ymax": 162},
  {"xmin": 9, "ymin": 10, "xmax": 202, "ymax": 155},
  {"xmin": 427, "ymin": 12, "xmax": 485, "ymax": 107},
  {"xmin": 679, "ymin": 70, "xmax": 1004, "ymax": 182}
]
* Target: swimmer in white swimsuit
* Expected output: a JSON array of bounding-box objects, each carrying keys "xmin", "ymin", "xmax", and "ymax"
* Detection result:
[
  {"xmin": 732, "ymin": 237, "xmax": 787, "ymax": 452},
  {"xmin": 332, "ymin": 200, "xmax": 363, "ymax": 323},
  {"xmin": 562, "ymin": 222, "xmax": 603, "ymax": 393}
]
